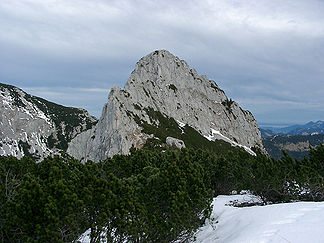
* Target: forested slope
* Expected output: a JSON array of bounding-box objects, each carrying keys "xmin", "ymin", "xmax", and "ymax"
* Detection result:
[{"xmin": 1, "ymin": 145, "xmax": 324, "ymax": 242}]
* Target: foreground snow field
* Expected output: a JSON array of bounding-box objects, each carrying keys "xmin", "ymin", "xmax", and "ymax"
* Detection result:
[
  {"xmin": 79, "ymin": 194, "xmax": 324, "ymax": 243},
  {"xmin": 194, "ymin": 194, "xmax": 324, "ymax": 243}
]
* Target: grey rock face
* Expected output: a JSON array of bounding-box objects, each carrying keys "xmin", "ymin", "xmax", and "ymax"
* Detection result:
[
  {"xmin": 0, "ymin": 83, "xmax": 97, "ymax": 161},
  {"xmin": 68, "ymin": 50, "xmax": 263, "ymax": 161}
]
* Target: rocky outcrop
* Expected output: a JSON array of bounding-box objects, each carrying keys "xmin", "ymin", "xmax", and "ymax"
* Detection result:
[
  {"xmin": 166, "ymin": 137, "xmax": 186, "ymax": 149},
  {"xmin": 0, "ymin": 83, "xmax": 97, "ymax": 161},
  {"xmin": 68, "ymin": 50, "xmax": 263, "ymax": 161}
]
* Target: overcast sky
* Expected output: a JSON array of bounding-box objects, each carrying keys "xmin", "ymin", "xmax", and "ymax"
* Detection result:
[{"xmin": 1, "ymin": 0, "xmax": 324, "ymax": 126}]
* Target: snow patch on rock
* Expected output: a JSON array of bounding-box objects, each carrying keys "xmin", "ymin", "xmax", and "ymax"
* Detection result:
[{"xmin": 205, "ymin": 129, "xmax": 256, "ymax": 156}]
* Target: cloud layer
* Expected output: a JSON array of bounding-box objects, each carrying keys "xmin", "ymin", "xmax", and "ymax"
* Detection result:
[{"xmin": 1, "ymin": 0, "xmax": 323, "ymax": 124}]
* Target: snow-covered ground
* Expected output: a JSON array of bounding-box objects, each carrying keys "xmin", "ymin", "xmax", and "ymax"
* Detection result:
[
  {"xmin": 79, "ymin": 193, "xmax": 324, "ymax": 243},
  {"xmin": 194, "ymin": 194, "xmax": 324, "ymax": 243}
]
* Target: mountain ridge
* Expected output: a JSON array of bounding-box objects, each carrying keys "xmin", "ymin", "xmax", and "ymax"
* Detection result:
[
  {"xmin": 1, "ymin": 50, "xmax": 264, "ymax": 161},
  {"xmin": 260, "ymin": 121, "xmax": 324, "ymax": 159},
  {"xmin": 0, "ymin": 82, "xmax": 97, "ymax": 160},
  {"xmin": 262, "ymin": 134, "xmax": 324, "ymax": 160},
  {"xmin": 260, "ymin": 120, "xmax": 324, "ymax": 138}
]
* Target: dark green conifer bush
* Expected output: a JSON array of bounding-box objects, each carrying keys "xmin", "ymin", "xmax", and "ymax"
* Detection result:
[{"xmin": 1, "ymin": 144, "xmax": 324, "ymax": 242}]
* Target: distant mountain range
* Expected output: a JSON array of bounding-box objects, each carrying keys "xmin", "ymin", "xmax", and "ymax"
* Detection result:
[
  {"xmin": 260, "ymin": 121, "xmax": 324, "ymax": 160},
  {"xmin": 260, "ymin": 121, "xmax": 324, "ymax": 138}
]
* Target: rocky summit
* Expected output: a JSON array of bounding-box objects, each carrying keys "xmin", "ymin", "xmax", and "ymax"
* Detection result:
[
  {"xmin": 0, "ymin": 83, "xmax": 97, "ymax": 161},
  {"xmin": 67, "ymin": 50, "xmax": 263, "ymax": 161}
]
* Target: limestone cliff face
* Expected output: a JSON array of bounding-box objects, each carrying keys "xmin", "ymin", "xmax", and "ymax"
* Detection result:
[
  {"xmin": 0, "ymin": 83, "xmax": 97, "ymax": 161},
  {"xmin": 67, "ymin": 50, "xmax": 263, "ymax": 161}
]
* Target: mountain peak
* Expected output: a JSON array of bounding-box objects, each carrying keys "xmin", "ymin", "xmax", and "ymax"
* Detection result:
[
  {"xmin": 124, "ymin": 49, "xmax": 222, "ymax": 107},
  {"xmin": 141, "ymin": 49, "xmax": 178, "ymax": 61},
  {"xmin": 125, "ymin": 50, "xmax": 190, "ymax": 89},
  {"xmin": 136, "ymin": 50, "xmax": 179, "ymax": 68},
  {"xmin": 68, "ymin": 50, "xmax": 264, "ymax": 161}
]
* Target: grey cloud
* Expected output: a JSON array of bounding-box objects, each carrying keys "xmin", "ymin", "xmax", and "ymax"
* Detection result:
[{"xmin": 1, "ymin": 0, "xmax": 324, "ymax": 124}]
